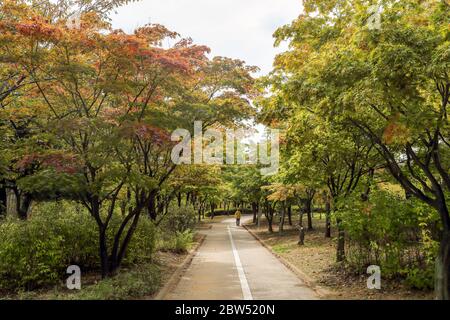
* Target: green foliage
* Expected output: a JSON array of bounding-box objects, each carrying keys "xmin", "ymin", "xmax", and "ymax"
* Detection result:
[
  {"xmin": 172, "ymin": 230, "xmax": 194, "ymax": 254},
  {"xmin": 0, "ymin": 219, "xmax": 65, "ymax": 290},
  {"xmin": 155, "ymin": 205, "xmax": 196, "ymax": 254},
  {"xmin": 339, "ymin": 189, "xmax": 439, "ymax": 288},
  {"xmin": 222, "ymin": 166, "xmax": 267, "ymax": 205},
  {"xmin": 17, "ymin": 170, "xmax": 86, "ymax": 201},
  {"xmin": 160, "ymin": 205, "xmax": 197, "ymax": 234},
  {"xmin": 158, "ymin": 230, "xmax": 194, "ymax": 254},
  {"xmin": 272, "ymin": 244, "xmax": 291, "ymax": 254},
  {"xmin": 404, "ymin": 266, "xmax": 435, "ymax": 290},
  {"xmin": 0, "ymin": 203, "xmax": 95, "ymax": 290}
]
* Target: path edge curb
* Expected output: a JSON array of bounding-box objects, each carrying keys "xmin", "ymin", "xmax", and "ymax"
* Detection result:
[
  {"xmin": 154, "ymin": 234, "xmax": 206, "ymax": 300},
  {"xmin": 243, "ymin": 224, "xmax": 331, "ymax": 299}
]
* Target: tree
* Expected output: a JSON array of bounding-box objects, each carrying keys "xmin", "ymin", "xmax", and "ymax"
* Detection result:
[{"xmin": 264, "ymin": 183, "xmax": 296, "ymax": 233}]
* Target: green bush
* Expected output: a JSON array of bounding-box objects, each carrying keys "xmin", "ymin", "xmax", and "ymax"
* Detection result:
[
  {"xmin": 0, "ymin": 202, "xmax": 96, "ymax": 290},
  {"xmin": 172, "ymin": 230, "xmax": 194, "ymax": 253},
  {"xmin": 339, "ymin": 189, "xmax": 439, "ymax": 288},
  {"xmin": 404, "ymin": 266, "xmax": 435, "ymax": 290},
  {"xmin": 158, "ymin": 229, "xmax": 194, "ymax": 254},
  {"xmin": 42, "ymin": 203, "xmax": 99, "ymax": 269},
  {"xmin": 0, "ymin": 219, "xmax": 65, "ymax": 290},
  {"xmin": 156, "ymin": 205, "xmax": 196, "ymax": 253},
  {"xmin": 0, "ymin": 201, "xmax": 156, "ymax": 291},
  {"xmin": 160, "ymin": 205, "xmax": 197, "ymax": 233}
]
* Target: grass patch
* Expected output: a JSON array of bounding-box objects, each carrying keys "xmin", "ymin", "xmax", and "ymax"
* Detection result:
[{"xmin": 272, "ymin": 244, "xmax": 291, "ymax": 254}]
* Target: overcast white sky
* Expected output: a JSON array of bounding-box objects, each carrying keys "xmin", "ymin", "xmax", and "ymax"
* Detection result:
[{"xmin": 110, "ymin": 0, "xmax": 303, "ymax": 76}]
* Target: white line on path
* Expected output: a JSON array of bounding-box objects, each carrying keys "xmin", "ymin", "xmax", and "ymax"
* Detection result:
[{"xmin": 227, "ymin": 225, "xmax": 253, "ymax": 300}]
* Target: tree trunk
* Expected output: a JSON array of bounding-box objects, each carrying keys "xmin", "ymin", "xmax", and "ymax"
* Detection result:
[
  {"xmin": 252, "ymin": 202, "xmax": 257, "ymax": 224},
  {"xmin": 210, "ymin": 203, "xmax": 215, "ymax": 219},
  {"xmin": 114, "ymin": 211, "xmax": 142, "ymax": 273},
  {"xmin": 6, "ymin": 188, "xmax": 17, "ymax": 217},
  {"xmin": 434, "ymin": 193, "xmax": 450, "ymax": 300},
  {"xmin": 435, "ymin": 231, "xmax": 450, "ymax": 300},
  {"xmin": 299, "ymin": 211, "xmax": 304, "ymax": 228},
  {"xmin": 306, "ymin": 198, "xmax": 313, "ymax": 231},
  {"xmin": 18, "ymin": 194, "xmax": 32, "ymax": 219},
  {"xmin": 0, "ymin": 183, "xmax": 6, "ymax": 216},
  {"xmin": 177, "ymin": 192, "xmax": 182, "ymax": 207},
  {"xmin": 298, "ymin": 207, "xmax": 305, "ymax": 245},
  {"xmin": 148, "ymin": 190, "xmax": 158, "ymax": 220},
  {"xmin": 109, "ymin": 203, "xmax": 145, "ymax": 276},
  {"xmin": 288, "ymin": 205, "xmax": 292, "ymax": 226},
  {"xmin": 336, "ymin": 218, "xmax": 345, "ymax": 262},
  {"xmin": 325, "ymin": 198, "xmax": 331, "ymax": 238},
  {"xmin": 88, "ymin": 196, "xmax": 110, "ymax": 279},
  {"xmin": 257, "ymin": 204, "xmax": 262, "ymax": 228},
  {"xmin": 266, "ymin": 203, "xmax": 274, "ymax": 233},
  {"xmin": 298, "ymin": 226, "xmax": 305, "ymax": 246},
  {"xmin": 268, "ymin": 216, "xmax": 273, "ymax": 233},
  {"xmin": 99, "ymin": 228, "xmax": 109, "ymax": 279},
  {"xmin": 279, "ymin": 202, "xmax": 286, "ymax": 234},
  {"xmin": 8, "ymin": 188, "xmax": 32, "ymax": 220}
]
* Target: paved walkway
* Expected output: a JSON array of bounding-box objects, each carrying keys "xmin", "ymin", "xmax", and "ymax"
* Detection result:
[{"xmin": 165, "ymin": 216, "xmax": 318, "ymax": 300}]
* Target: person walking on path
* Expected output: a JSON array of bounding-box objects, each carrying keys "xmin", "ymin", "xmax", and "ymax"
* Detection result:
[{"xmin": 235, "ymin": 209, "xmax": 242, "ymax": 226}]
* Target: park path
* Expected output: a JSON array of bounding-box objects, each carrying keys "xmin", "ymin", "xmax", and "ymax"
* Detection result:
[{"xmin": 164, "ymin": 215, "xmax": 318, "ymax": 300}]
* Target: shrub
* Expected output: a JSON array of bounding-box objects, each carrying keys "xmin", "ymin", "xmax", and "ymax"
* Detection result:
[
  {"xmin": 0, "ymin": 219, "xmax": 65, "ymax": 290},
  {"xmin": 0, "ymin": 202, "xmax": 96, "ymax": 290},
  {"xmin": 172, "ymin": 230, "xmax": 194, "ymax": 253},
  {"xmin": 404, "ymin": 266, "xmax": 435, "ymax": 290},
  {"xmin": 160, "ymin": 205, "xmax": 197, "ymax": 233},
  {"xmin": 42, "ymin": 202, "xmax": 99, "ymax": 270},
  {"xmin": 158, "ymin": 229, "xmax": 194, "ymax": 254},
  {"xmin": 338, "ymin": 189, "xmax": 439, "ymax": 288}
]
